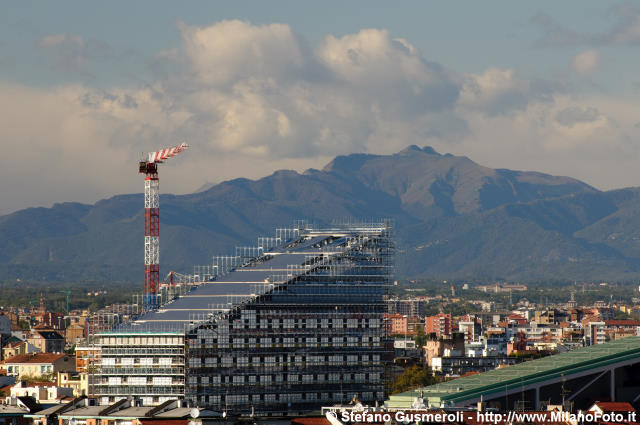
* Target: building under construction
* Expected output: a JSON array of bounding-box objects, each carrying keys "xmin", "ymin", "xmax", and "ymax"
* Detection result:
[{"xmin": 89, "ymin": 221, "xmax": 393, "ymax": 416}]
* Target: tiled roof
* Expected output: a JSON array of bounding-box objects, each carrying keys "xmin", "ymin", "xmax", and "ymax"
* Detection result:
[
  {"xmin": 291, "ymin": 418, "xmax": 331, "ymax": 425},
  {"xmin": 592, "ymin": 402, "xmax": 636, "ymax": 412},
  {"xmin": 139, "ymin": 421, "xmax": 188, "ymax": 425},
  {"xmin": 0, "ymin": 353, "xmax": 69, "ymax": 364},
  {"xmin": 604, "ymin": 320, "xmax": 640, "ymax": 326},
  {"xmin": 32, "ymin": 331, "xmax": 64, "ymax": 339}
]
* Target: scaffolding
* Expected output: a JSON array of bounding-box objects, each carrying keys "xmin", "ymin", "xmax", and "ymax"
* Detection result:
[
  {"xmin": 86, "ymin": 303, "xmax": 142, "ymax": 336},
  {"xmin": 183, "ymin": 221, "xmax": 393, "ymax": 415},
  {"xmin": 90, "ymin": 220, "xmax": 393, "ymax": 415}
]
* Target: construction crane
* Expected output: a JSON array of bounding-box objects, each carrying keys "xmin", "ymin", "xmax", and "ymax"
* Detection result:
[{"xmin": 138, "ymin": 142, "xmax": 189, "ymax": 311}]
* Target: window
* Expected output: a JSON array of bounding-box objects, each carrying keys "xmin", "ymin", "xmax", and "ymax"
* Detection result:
[
  {"xmin": 128, "ymin": 376, "xmax": 146, "ymax": 385},
  {"xmin": 260, "ymin": 375, "xmax": 272, "ymax": 384},
  {"xmin": 329, "ymin": 355, "xmax": 342, "ymax": 365},
  {"xmin": 152, "ymin": 376, "xmax": 171, "ymax": 386}
]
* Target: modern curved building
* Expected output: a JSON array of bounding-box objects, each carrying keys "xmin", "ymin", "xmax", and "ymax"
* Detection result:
[{"xmin": 90, "ymin": 221, "xmax": 393, "ymax": 416}]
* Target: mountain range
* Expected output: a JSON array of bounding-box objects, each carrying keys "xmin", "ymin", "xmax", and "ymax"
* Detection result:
[{"xmin": 2, "ymin": 145, "xmax": 640, "ymax": 283}]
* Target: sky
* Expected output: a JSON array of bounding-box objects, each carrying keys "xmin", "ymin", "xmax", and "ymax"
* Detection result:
[{"xmin": 2, "ymin": 1, "xmax": 640, "ymax": 215}]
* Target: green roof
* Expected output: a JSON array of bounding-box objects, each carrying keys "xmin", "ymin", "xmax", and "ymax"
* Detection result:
[{"xmin": 388, "ymin": 336, "xmax": 640, "ymax": 408}]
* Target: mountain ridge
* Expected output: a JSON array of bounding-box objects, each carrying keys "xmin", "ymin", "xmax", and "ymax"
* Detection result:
[{"xmin": 2, "ymin": 146, "xmax": 638, "ymax": 283}]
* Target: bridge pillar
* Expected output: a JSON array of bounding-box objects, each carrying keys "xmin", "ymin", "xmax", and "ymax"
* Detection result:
[
  {"xmin": 534, "ymin": 386, "xmax": 540, "ymax": 410},
  {"xmin": 611, "ymin": 368, "xmax": 616, "ymax": 401}
]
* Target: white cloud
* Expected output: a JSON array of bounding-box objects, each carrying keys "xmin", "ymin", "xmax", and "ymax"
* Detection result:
[
  {"xmin": 571, "ymin": 50, "xmax": 600, "ymax": 75},
  {"xmin": 1, "ymin": 21, "xmax": 639, "ymax": 215},
  {"xmin": 175, "ymin": 20, "xmax": 307, "ymax": 87},
  {"xmin": 38, "ymin": 34, "xmax": 83, "ymax": 48},
  {"xmin": 458, "ymin": 68, "xmax": 555, "ymax": 116},
  {"xmin": 157, "ymin": 22, "xmax": 461, "ymax": 158},
  {"xmin": 36, "ymin": 34, "xmax": 112, "ymax": 75}
]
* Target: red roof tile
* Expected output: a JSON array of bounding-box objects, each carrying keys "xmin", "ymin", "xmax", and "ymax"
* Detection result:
[
  {"xmin": 139, "ymin": 420, "xmax": 188, "ymax": 425},
  {"xmin": 0, "ymin": 353, "xmax": 69, "ymax": 364},
  {"xmin": 604, "ymin": 320, "xmax": 640, "ymax": 326},
  {"xmin": 291, "ymin": 418, "xmax": 331, "ymax": 425},
  {"xmin": 592, "ymin": 402, "xmax": 636, "ymax": 412}
]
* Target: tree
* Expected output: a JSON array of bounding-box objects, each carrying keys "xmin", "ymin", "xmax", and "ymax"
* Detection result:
[
  {"xmin": 414, "ymin": 327, "xmax": 427, "ymax": 348},
  {"xmin": 391, "ymin": 364, "xmax": 439, "ymax": 394}
]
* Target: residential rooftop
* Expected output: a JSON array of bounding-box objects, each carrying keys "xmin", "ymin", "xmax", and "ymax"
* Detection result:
[{"xmin": 388, "ymin": 336, "xmax": 640, "ymax": 408}]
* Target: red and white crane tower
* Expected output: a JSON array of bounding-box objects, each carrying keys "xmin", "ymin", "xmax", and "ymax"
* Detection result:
[{"xmin": 138, "ymin": 142, "xmax": 189, "ymax": 311}]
